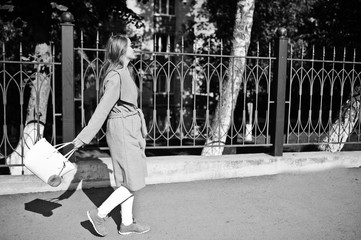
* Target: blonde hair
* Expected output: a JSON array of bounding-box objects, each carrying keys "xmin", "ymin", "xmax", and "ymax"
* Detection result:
[
  {"xmin": 102, "ymin": 34, "xmax": 129, "ymax": 76},
  {"xmin": 100, "ymin": 34, "xmax": 135, "ymax": 96}
]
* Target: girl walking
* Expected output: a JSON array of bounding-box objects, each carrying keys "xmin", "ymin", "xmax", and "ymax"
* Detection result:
[{"xmin": 73, "ymin": 34, "xmax": 150, "ymax": 236}]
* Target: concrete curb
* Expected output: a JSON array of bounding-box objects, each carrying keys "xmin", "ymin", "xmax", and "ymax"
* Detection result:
[{"xmin": 1, "ymin": 151, "xmax": 360, "ymax": 195}]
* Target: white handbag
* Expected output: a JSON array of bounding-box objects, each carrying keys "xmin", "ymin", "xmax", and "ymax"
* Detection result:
[{"xmin": 24, "ymin": 138, "xmax": 76, "ymax": 187}]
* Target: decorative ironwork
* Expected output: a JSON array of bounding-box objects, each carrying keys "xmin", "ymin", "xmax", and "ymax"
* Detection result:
[
  {"xmin": 75, "ymin": 34, "xmax": 360, "ymax": 151},
  {"xmin": 287, "ymin": 45, "xmax": 361, "ymax": 147},
  {"xmin": 2, "ymin": 31, "xmax": 361, "ymax": 172},
  {"xmin": 0, "ymin": 42, "xmax": 60, "ymax": 171},
  {"xmin": 75, "ymin": 32, "xmax": 274, "ymax": 149}
]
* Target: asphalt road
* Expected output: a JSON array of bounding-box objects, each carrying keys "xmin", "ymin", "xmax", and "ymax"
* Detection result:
[{"xmin": 1, "ymin": 167, "xmax": 361, "ymax": 240}]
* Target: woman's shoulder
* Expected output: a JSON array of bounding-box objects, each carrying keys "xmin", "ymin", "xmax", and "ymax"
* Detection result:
[
  {"xmin": 103, "ymin": 70, "xmax": 121, "ymax": 87},
  {"xmin": 107, "ymin": 67, "xmax": 127, "ymax": 80},
  {"xmin": 114, "ymin": 67, "xmax": 127, "ymax": 75},
  {"xmin": 105, "ymin": 69, "xmax": 120, "ymax": 79}
]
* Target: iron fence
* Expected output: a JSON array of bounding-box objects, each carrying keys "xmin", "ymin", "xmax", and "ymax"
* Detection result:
[
  {"xmin": 1, "ymin": 27, "xmax": 361, "ymax": 173},
  {"xmin": 75, "ymin": 31, "xmax": 361, "ymax": 152},
  {"xmin": 286, "ymin": 46, "xmax": 361, "ymax": 147},
  {"xmin": 0, "ymin": 43, "xmax": 61, "ymax": 173},
  {"xmin": 75, "ymin": 32, "xmax": 274, "ymax": 150}
]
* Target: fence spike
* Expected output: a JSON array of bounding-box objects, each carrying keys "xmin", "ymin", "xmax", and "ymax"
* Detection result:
[
  {"xmin": 19, "ymin": 42, "xmax": 22, "ymax": 59},
  {"xmin": 353, "ymin": 48, "xmax": 356, "ymax": 63},
  {"xmin": 154, "ymin": 34, "xmax": 156, "ymax": 52},
  {"xmin": 181, "ymin": 35, "xmax": 184, "ymax": 53},
  {"xmin": 221, "ymin": 39, "xmax": 223, "ymax": 55},
  {"xmin": 158, "ymin": 36, "xmax": 162, "ymax": 52},
  {"xmin": 166, "ymin": 35, "xmax": 170, "ymax": 54},
  {"xmin": 96, "ymin": 31, "xmax": 99, "ymax": 48},
  {"xmin": 208, "ymin": 38, "xmax": 210, "ymax": 54},
  {"xmin": 312, "ymin": 45, "xmax": 315, "ymax": 60}
]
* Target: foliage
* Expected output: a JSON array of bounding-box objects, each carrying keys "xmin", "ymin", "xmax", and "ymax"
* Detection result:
[
  {"xmin": 0, "ymin": 0, "xmax": 147, "ymax": 60},
  {"xmin": 187, "ymin": 0, "xmax": 361, "ymax": 59},
  {"xmin": 250, "ymin": 0, "xmax": 314, "ymax": 56},
  {"xmin": 307, "ymin": 0, "xmax": 361, "ymax": 59}
]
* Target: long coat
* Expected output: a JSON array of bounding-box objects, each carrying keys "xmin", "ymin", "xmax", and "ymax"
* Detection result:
[{"xmin": 76, "ymin": 67, "xmax": 147, "ymax": 192}]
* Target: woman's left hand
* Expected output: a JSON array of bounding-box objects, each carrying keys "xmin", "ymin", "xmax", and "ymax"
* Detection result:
[{"xmin": 72, "ymin": 138, "xmax": 85, "ymax": 150}]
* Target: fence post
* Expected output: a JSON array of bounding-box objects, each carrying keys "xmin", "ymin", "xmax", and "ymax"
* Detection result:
[
  {"xmin": 61, "ymin": 12, "xmax": 75, "ymax": 145},
  {"xmin": 271, "ymin": 27, "xmax": 288, "ymax": 156}
]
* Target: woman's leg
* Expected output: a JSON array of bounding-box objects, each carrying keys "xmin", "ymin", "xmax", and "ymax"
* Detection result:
[
  {"xmin": 120, "ymin": 194, "xmax": 134, "ymax": 225},
  {"xmin": 119, "ymin": 189, "xmax": 150, "ymax": 235},
  {"xmin": 97, "ymin": 186, "xmax": 133, "ymax": 218},
  {"xmin": 87, "ymin": 186, "xmax": 132, "ymax": 236}
]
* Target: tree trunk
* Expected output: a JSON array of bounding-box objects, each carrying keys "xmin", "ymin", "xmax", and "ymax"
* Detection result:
[
  {"xmin": 6, "ymin": 43, "xmax": 52, "ymax": 175},
  {"xmin": 202, "ymin": 0, "xmax": 255, "ymax": 156},
  {"xmin": 319, "ymin": 94, "xmax": 360, "ymax": 152}
]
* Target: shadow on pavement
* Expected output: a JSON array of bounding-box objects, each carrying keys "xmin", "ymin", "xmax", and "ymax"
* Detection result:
[
  {"xmin": 80, "ymin": 219, "xmax": 104, "ymax": 237},
  {"xmin": 24, "ymin": 198, "xmax": 62, "ymax": 217},
  {"xmin": 60, "ymin": 155, "xmax": 122, "ymax": 231},
  {"xmin": 25, "ymin": 153, "xmax": 121, "ymax": 236}
]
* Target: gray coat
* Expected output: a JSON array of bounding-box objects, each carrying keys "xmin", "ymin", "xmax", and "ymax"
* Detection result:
[{"xmin": 76, "ymin": 68, "xmax": 147, "ymax": 191}]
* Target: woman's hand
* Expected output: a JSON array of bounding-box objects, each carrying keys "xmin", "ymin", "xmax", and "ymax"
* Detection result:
[{"xmin": 72, "ymin": 138, "xmax": 85, "ymax": 150}]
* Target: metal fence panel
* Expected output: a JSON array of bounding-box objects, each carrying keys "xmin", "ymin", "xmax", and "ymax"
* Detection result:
[
  {"xmin": 0, "ymin": 43, "xmax": 60, "ymax": 173},
  {"xmin": 287, "ymin": 46, "xmax": 361, "ymax": 148},
  {"xmin": 75, "ymin": 34, "xmax": 274, "ymax": 150}
]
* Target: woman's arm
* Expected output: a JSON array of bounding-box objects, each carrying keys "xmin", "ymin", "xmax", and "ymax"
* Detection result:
[{"xmin": 75, "ymin": 71, "xmax": 120, "ymax": 145}]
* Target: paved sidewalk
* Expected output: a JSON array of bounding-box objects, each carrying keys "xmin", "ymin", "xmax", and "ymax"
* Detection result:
[{"xmin": 1, "ymin": 167, "xmax": 361, "ymax": 240}]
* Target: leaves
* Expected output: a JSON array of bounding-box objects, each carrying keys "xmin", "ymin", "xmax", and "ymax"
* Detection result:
[
  {"xmin": 0, "ymin": 0, "xmax": 146, "ymax": 56},
  {"xmin": 50, "ymin": 2, "xmax": 68, "ymax": 11},
  {"xmin": 186, "ymin": 0, "xmax": 361, "ymax": 58}
]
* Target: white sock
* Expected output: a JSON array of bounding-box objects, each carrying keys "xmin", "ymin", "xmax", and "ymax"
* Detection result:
[
  {"xmin": 97, "ymin": 186, "xmax": 133, "ymax": 218},
  {"xmin": 121, "ymin": 196, "xmax": 134, "ymax": 226}
]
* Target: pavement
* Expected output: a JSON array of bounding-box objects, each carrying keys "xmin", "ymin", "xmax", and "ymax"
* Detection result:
[
  {"xmin": 1, "ymin": 150, "xmax": 361, "ymax": 240},
  {"xmin": 2, "ymin": 150, "xmax": 361, "ymax": 195},
  {"xmin": 0, "ymin": 167, "xmax": 361, "ymax": 240}
]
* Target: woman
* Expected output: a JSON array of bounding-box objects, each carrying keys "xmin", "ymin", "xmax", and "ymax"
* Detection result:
[{"xmin": 72, "ymin": 34, "xmax": 150, "ymax": 236}]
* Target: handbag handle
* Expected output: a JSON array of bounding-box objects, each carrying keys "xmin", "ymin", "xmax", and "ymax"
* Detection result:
[
  {"xmin": 54, "ymin": 142, "xmax": 76, "ymax": 160},
  {"xmin": 54, "ymin": 141, "xmax": 76, "ymax": 160},
  {"xmin": 63, "ymin": 148, "xmax": 76, "ymax": 160},
  {"xmin": 54, "ymin": 141, "xmax": 73, "ymax": 151},
  {"xmin": 57, "ymin": 148, "xmax": 76, "ymax": 177}
]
